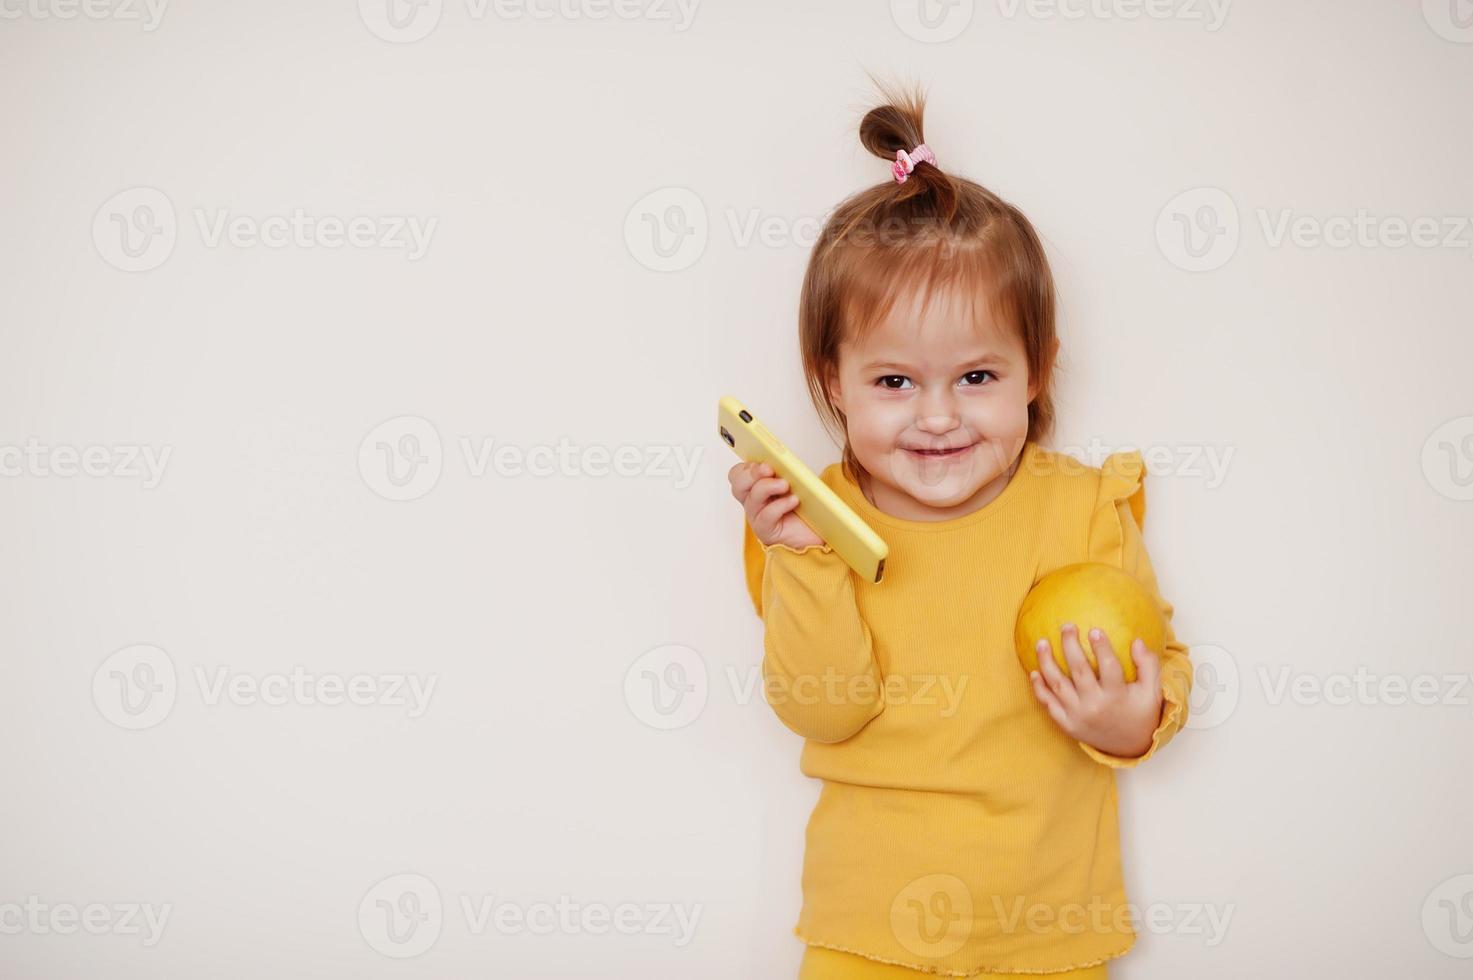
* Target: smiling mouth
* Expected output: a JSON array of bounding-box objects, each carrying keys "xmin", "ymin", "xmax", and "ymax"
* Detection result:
[{"xmin": 906, "ymin": 443, "xmax": 975, "ymax": 460}]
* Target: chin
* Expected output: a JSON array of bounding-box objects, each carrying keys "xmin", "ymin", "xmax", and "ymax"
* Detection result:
[{"xmin": 898, "ymin": 476, "xmax": 984, "ymax": 508}]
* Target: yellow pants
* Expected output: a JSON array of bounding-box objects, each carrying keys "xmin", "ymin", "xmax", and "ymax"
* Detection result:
[{"xmin": 798, "ymin": 945, "xmax": 1109, "ymax": 979}]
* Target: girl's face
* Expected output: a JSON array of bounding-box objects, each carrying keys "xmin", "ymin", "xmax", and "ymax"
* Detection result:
[{"xmin": 827, "ymin": 287, "xmax": 1041, "ymax": 522}]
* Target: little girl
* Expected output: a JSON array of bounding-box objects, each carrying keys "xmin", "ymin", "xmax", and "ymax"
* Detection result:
[{"xmin": 729, "ymin": 85, "xmax": 1193, "ymax": 978}]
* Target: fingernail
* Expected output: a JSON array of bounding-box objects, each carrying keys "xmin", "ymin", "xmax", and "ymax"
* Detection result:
[
  {"xmin": 1035, "ymin": 639, "xmax": 1049, "ymax": 653},
  {"xmin": 1089, "ymin": 628, "xmax": 1103, "ymax": 642}
]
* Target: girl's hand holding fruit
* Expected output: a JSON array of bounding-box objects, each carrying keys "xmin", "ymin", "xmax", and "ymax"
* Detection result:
[{"xmin": 1029, "ymin": 624, "xmax": 1165, "ymax": 758}]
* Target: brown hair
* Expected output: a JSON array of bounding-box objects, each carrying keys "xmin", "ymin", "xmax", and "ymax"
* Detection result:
[{"xmin": 798, "ymin": 80, "xmax": 1060, "ymax": 484}]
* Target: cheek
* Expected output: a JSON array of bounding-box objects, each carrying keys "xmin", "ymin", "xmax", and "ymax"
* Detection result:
[
  {"xmin": 970, "ymin": 386, "xmax": 1033, "ymax": 427},
  {"xmin": 846, "ymin": 396, "xmax": 907, "ymax": 433}
]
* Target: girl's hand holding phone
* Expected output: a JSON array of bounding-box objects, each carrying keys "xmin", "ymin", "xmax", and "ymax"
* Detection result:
[{"xmin": 728, "ymin": 461, "xmax": 826, "ymax": 551}]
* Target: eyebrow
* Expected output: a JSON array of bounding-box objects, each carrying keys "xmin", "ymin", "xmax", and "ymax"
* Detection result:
[{"xmin": 861, "ymin": 353, "xmax": 1010, "ymax": 372}]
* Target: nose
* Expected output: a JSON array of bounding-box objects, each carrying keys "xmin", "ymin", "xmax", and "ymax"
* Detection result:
[{"xmin": 914, "ymin": 388, "xmax": 960, "ymax": 436}]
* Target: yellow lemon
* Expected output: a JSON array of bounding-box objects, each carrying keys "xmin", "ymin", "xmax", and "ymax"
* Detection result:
[{"xmin": 1014, "ymin": 562, "xmax": 1166, "ymax": 683}]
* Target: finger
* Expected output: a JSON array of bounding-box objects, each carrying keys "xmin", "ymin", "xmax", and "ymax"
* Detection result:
[
  {"xmin": 753, "ymin": 491, "xmax": 800, "ymax": 540},
  {"xmin": 743, "ymin": 476, "xmax": 789, "ymax": 519},
  {"xmin": 1132, "ymin": 640, "xmax": 1163, "ymax": 694},
  {"xmin": 1035, "ymin": 638, "xmax": 1079, "ymax": 711},
  {"xmin": 727, "ymin": 463, "xmax": 755, "ymax": 501},
  {"xmin": 1090, "ymin": 628, "xmax": 1126, "ymax": 691},
  {"xmin": 728, "ymin": 462, "xmax": 774, "ymax": 501},
  {"xmin": 1029, "ymin": 670, "xmax": 1073, "ymax": 733},
  {"xmin": 1059, "ymin": 624, "xmax": 1100, "ymax": 695}
]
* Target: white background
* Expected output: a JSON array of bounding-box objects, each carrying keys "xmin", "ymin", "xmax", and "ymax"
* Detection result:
[{"xmin": 2, "ymin": 0, "xmax": 1471, "ymax": 977}]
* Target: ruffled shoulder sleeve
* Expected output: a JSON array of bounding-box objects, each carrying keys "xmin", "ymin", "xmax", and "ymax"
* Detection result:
[
  {"xmin": 1079, "ymin": 449, "xmax": 1193, "ymax": 768},
  {"xmin": 1087, "ymin": 450, "xmax": 1147, "ymax": 567}
]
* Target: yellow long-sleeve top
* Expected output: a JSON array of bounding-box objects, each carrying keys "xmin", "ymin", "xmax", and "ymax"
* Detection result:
[{"xmin": 742, "ymin": 442, "xmax": 1193, "ymax": 976}]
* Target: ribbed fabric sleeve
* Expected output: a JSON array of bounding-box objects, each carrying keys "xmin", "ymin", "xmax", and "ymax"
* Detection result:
[{"xmin": 758, "ymin": 541, "xmax": 886, "ymax": 744}]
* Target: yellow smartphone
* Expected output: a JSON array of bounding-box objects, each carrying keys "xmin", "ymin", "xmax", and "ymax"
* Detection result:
[{"xmin": 718, "ymin": 395, "xmax": 888, "ymax": 584}]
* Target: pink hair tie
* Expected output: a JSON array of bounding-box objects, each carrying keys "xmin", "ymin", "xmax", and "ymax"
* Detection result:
[{"xmin": 891, "ymin": 143, "xmax": 936, "ymax": 184}]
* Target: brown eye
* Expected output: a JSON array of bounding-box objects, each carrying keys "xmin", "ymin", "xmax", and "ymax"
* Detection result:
[
  {"xmin": 961, "ymin": 370, "xmax": 996, "ymax": 386},
  {"xmin": 877, "ymin": 375, "xmax": 912, "ymax": 390}
]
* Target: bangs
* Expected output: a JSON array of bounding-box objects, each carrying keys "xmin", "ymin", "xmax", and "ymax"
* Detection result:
[{"xmin": 835, "ymin": 231, "xmax": 1026, "ymax": 351}]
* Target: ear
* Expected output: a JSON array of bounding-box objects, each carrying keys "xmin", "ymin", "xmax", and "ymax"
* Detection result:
[{"xmin": 825, "ymin": 368, "xmax": 845, "ymax": 414}]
